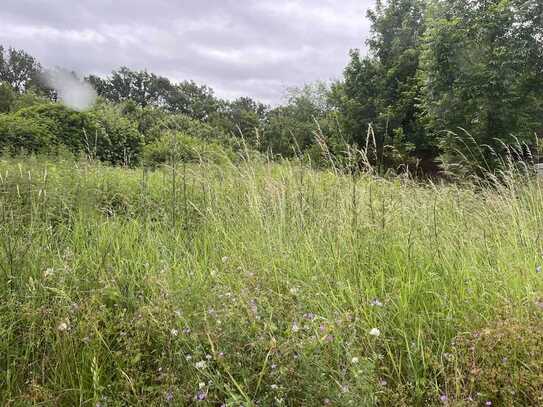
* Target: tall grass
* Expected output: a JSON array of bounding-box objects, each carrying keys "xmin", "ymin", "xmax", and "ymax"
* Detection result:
[{"xmin": 1, "ymin": 154, "xmax": 543, "ymax": 406}]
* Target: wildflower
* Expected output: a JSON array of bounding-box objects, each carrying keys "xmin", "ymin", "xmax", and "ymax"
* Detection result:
[
  {"xmin": 537, "ymin": 266, "xmax": 542, "ymax": 273},
  {"xmin": 440, "ymin": 394, "xmax": 448, "ymax": 403},
  {"xmin": 57, "ymin": 320, "xmax": 70, "ymax": 332},
  {"xmin": 196, "ymin": 390, "xmax": 207, "ymax": 401},
  {"xmin": 351, "ymin": 357, "xmax": 359, "ymax": 364},
  {"xmin": 221, "ymin": 256, "xmax": 229, "ymax": 263},
  {"xmin": 485, "ymin": 402, "xmax": 492, "ymax": 406},
  {"xmin": 291, "ymin": 322, "xmax": 300, "ymax": 333},
  {"xmin": 199, "ymin": 382, "xmax": 206, "ymax": 389},
  {"xmin": 271, "ymin": 363, "xmax": 277, "ymax": 370},
  {"xmin": 370, "ymin": 299, "xmax": 383, "ymax": 307},
  {"xmin": 205, "ymin": 354, "xmax": 212, "ymax": 360},
  {"xmin": 379, "ymin": 379, "xmax": 387, "ymax": 386},
  {"xmin": 271, "ymin": 384, "xmax": 278, "ymax": 390},
  {"xmin": 369, "ymin": 328, "xmax": 381, "ymax": 337},
  {"xmin": 289, "ymin": 287, "xmax": 299, "ymax": 295},
  {"xmin": 319, "ymin": 324, "xmax": 326, "ymax": 333},
  {"xmin": 185, "ymin": 355, "xmax": 192, "ymax": 361},
  {"xmin": 303, "ymin": 312, "xmax": 316, "ymax": 321},
  {"xmin": 323, "ymin": 399, "xmax": 332, "ymax": 405},
  {"xmin": 44, "ymin": 268, "xmax": 54, "ymax": 278},
  {"xmin": 165, "ymin": 390, "xmax": 174, "ymax": 402},
  {"xmin": 170, "ymin": 328, "xmax": 179, "ymax": 337},
  {"xmin": 182, "ymin": 327, "xmax": 191, "ymax": 335},
  {"xmin": 194, "ymin": 361, "xmax": 207, "ymax": 369}
]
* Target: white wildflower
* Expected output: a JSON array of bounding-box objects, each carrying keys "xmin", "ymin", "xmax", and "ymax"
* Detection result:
[
  {"xmin": 369, "ymin": 328, "xmax": 381, "ymax": 337},
  {"xmin": 57, "ymin": 320, "xmax": 70, "ymax": 332},
  {"xmin": 194, "ymin": 361, "xmax": 207, "ymax": 369}
]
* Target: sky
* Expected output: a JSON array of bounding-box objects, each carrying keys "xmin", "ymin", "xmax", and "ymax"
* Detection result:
[{"xmin": 0, "ymin": 0, "xmax": 374, "ymax": 105}]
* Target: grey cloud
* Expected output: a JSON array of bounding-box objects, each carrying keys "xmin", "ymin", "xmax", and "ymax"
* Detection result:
[{"xmin": 0, "ymin": 0, "xmax": 374, "ymax": 104}]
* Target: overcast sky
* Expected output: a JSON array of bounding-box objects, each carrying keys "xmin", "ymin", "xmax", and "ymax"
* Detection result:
[{"xmin": 0, "ymin": 0, "xmax": 374, "ymax": 104}]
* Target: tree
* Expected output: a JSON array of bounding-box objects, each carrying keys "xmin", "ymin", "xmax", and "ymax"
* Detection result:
[
  {"xmin": 262, "ymin": 82, "xmax": 341, "ymax": 159},
  {"xmin": 334, "ymin": 0, "xmax": 430, "ymax": 172},
  {"xmin": 166, "ymin": 81, "xmax": 219, "ymax": 121},
  {"xmin": 0, "ymin": 46, "xmax": 43, "ymax": 93},
  {"xmin": 418, "ymin": 0, "xmax": 543, "ymax": 173},
  {"xmin": 88, "ymin": 67, "xmax": 172, "ymax": 108},
  {"xmin": 210, "ymin": 97, "xmax": 267, "ymax": 145}
]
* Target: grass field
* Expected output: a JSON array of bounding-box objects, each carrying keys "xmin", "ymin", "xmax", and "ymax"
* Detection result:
[{"xmin": 1, "ymin": 155, "xmax": 543, "ymax": 406}]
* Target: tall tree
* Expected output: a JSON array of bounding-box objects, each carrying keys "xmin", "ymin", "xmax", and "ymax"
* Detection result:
[
  {"xmin": 0, "ymin": 46, "xmax": 43, "ymax": 93},
  {"xmin": 165, "ymin": 81, "xmax": 219, "ymax": 121},
  {"xmin": 419, "ymin": 0, "xmax": 543, "ymax": 172},
  {"xmin": 88, "ymin": 67, "xmax": 172, "ymax": 108},
  {"xmin": 335, "ymin": 0, "xmax": 430, "ymax": 171}
]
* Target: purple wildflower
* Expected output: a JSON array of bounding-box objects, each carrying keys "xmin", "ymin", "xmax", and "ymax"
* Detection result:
[
  {"xmin": 303, "ymin": 312, "xmax": 316, "ymax": 321},
  {"xmin": 440, "ymin": 394, "xmax": 448, "ymax": 403},
  {"xmin": 165, "ymin": 390, "xmax": 174, "ymax": 402},
  {"xmin": 196, "ymin": 390, "xmax": 207, "ymax": 401}
]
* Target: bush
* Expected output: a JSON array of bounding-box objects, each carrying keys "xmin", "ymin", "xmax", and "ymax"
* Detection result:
[
  {"xmin": 0, "ymin": 112, "xmax": 55, "ymax": 154},
  {"xmin": 143, "ymin": 131, "xmax": 233, "ymax": 167},
  {"xmin": 0, "ymin": 101, "xmax": 144, "ymax": 165},
  {"xmin": 16, "ymin": 103, "xmax": 95, "ymax": 153},
  {"xmin": 443, "ymin": 317, "xmax": 543, "ymax": 405},
  {"xmin": 89, "ymin": 103, "xmax": 143, "ymax": 165},
  {"xmin": 146, "ymin": 113, "xmax": 225, "ymax": 143},
  {"xmin": 0, "ymin": 82, "xmax": 15, "ymax": 113}
]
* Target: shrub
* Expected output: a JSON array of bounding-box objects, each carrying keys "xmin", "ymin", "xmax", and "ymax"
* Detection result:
[
  {"xmin": 443, "ymin": 317, "xmax": 543, "ymax": 405},
  {"xmin": 143, "ymin": 131, "xmax": 232, "ymax": 167},
  {"xmin": 16, "ymin": 102, "xmax": 95, "ymax": 153},
  {"xmin": 0, "ymin": 82, "xmax": 15, "ymax": 113},
  {"xmin": 145, "ymin": 113, "xmax": 225, "ymax": 143},
  {"xmin": 0, "ymin": 112, "xmax": 55, "ymax": 154},
  {"xmin": 89, "ymin": 103, "xmax": 143, "ymax": 165}
]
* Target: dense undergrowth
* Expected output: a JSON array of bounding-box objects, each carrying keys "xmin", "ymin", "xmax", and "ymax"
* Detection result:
[{"xmin": 1, "ymin": 155, "xmax": 543, "ymax": 406}]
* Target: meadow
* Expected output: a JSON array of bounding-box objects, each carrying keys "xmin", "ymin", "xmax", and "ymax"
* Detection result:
[{"xmin": 1, "ymin": 154, "xmax": 543, "ymax": 406}]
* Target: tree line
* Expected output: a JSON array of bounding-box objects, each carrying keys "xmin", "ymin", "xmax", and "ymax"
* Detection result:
[{"xmin": 1, "ymin": 0, "xmax": 542, "ymax": 176}]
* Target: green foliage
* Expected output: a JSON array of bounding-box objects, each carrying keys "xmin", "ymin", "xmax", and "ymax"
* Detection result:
[
  {"xmin": 0, "ymin": 101, "xmax": 143, "ymax": 164},
  {"xmin": 0, "ymin": 82, "xmax": 15, "ymax": 113},
  {"xmin": 1, "ymin": 157, "xmax": 543, "ymax": 404},
  {"xmin": 334, "ymin": 0, "xmax": 430, "ymax": 172},
  {"xmin": 0, "ymin": 112, "xmax": 54, "ymax": 154},
  {"xmin": 89, "ymin": 103, "xmax": 144, "ymax": 165},
  {"xmin": 210, "ymin": 97, "xmax": 266, "ymax": 143},
  {"xmin": 16, "ymin": 103, "xmax": 95, "ymax": 153},
  {"xmin": 445, "ymin": 317, "xmax": 543, "ymax": 405},
  {"xmin": 143, "ymin": 131, "xmax": 233, "ymax": 167},
  {"xmin": 0, "ymin": 46, "xmax": 43, "ymax": 93},
  {"xmin": 418, "ymin": 0, "xmax": 543, "ymax": 174},
  {"xmin": 87, "ymin": 67, "xmax": 171, "ymax": 108},
  {"xmin": 88, "ymin": 69, "xmax": 219, "ymax": 121},
  {"xmin": 263, "ymin": 83, "xmax": 341, "ymax": 159}
]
